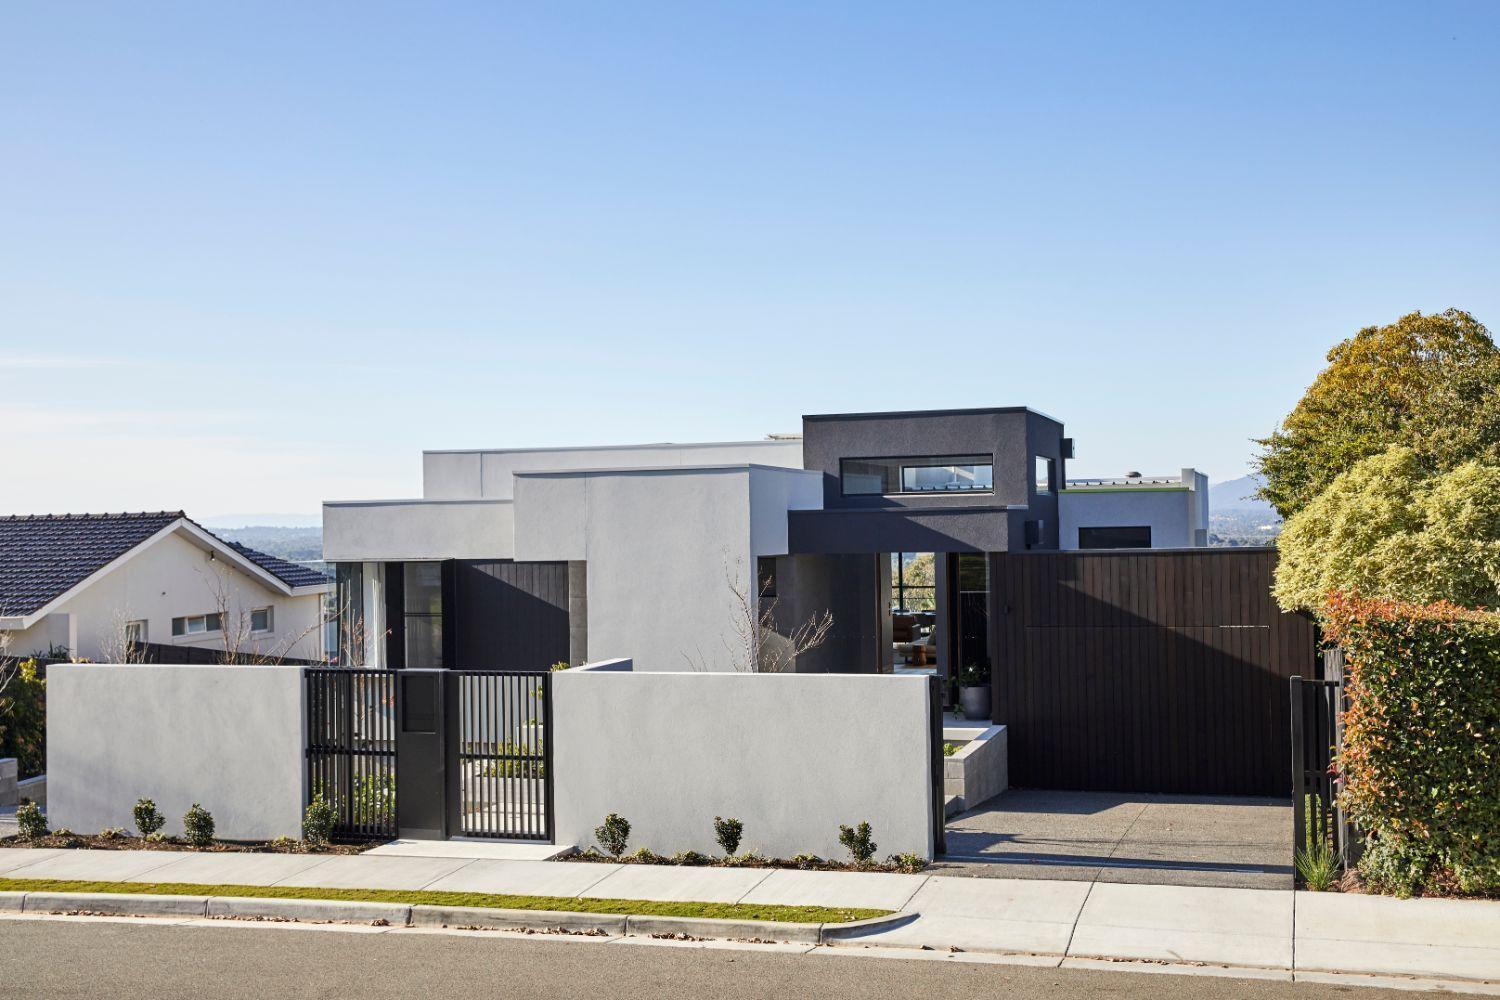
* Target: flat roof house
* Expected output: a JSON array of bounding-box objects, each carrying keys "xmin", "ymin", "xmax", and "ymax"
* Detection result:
[
  {"xmin": 0, "ymin": 512, "xmax": 331, "ymax": 663},
  {"xmin": 323, "ymin": 406, "xmax": 1209, "ymax": 683}
]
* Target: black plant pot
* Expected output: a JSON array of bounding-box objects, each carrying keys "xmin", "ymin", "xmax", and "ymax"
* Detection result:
[{"xmin": 960, "ymin": 684, "xmax": 991, "ymax": 721}]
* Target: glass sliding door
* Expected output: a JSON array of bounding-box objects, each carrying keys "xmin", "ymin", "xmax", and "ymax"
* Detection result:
[{"xmin": 403, "ymin": 562, "xmax": 445, "ymax": 668}]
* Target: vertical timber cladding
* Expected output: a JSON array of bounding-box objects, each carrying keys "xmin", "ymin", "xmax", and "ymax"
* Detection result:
[
  {"xmin": 989, "ymin": 549, "xmax": 1315, "ymax": 796},
  {"xmin": 453, "ymin": 560, "xmax": 571, "ymax": 671}
]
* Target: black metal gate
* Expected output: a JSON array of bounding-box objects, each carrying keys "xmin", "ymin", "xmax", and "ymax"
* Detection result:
[
  {"xmin": 305, "ymin": 669, "xmax": 398, "ymax": 840},
  {"xmin": 451, "ymin": 670, "xmax": 553, "ymax": 841},
  {"xmin": 1291, "ymin": 650, "xmax": 1358, "ymax": 866}
]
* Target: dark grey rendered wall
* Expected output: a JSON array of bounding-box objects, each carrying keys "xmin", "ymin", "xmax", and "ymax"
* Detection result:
[
  {"xmin": 763, "ymin": 554, "xmax": 891, "ymax": 674},
  {"xmin": 793, "ymin": 407, "xmax": 1066, "ymax": 553}
]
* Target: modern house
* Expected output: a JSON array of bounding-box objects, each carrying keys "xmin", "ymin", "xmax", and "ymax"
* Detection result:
[
  {"xmin": 323, "ymin": 406, "xmax": 1208, "ymax": 684},
  {"xmin": 1060, "ymin": 469, "xmax": 1210, "ymax": 550},
  {"xmin": 0, "ymin": 512, "xmax": 331, "ymax": 662}
]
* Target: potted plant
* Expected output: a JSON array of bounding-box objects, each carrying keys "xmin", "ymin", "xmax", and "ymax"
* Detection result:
[{"xmin": 959, "ymin": 661, "xmax": 990, "ymax": 721}]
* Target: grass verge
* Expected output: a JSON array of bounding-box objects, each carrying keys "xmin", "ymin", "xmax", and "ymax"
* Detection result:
[{"xmin": 0, "ymin": 877, "xmax": 886, "ymax": 925}]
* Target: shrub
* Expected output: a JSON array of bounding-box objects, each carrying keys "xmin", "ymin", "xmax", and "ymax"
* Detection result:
[
  {"xmin": 15, "ymin": 801, "xmax": 47, "ymax": 839},
  {"xmin": 888, "ymin": 852, "xmax": 926, "ymax": 874},
  {"xmin": 789, "ymin": 853, "xmax": 823, "ymax": 868},
  {"xmin": 595, "ymin": 813, "xmax": 630, "ymax": 857},
  {"xmin": 1296, "ymin": 842, "xmax": 1339, "ymax": 892},
  {"xmin": 629, "ymin": 847, "xmax": 664, "ymax": 864},
  {"xmin": 98, "ymin": 826, "xmax": 128, "ymax": 841},
  {"xmin": 713, "ymin": 816, "xmax": 743, "ymax": 857},
  {"xmin": 133, "ymin": 798, "xmax": 165, "ymax": 838},
  {"xmin": 838, "ymin": 821, "xmax": 877, "ymax": 865},
  {"xmin": 0, "ymin": 659, "xmax": 46, "ymax": 777},
  {"xmin": 1325, "ymin": 595, "xmax": 1500, "ymax": 896},
  {"xmin": 942, "ymin": 742, "xmax": 960, "ymax": 757},
  {"xmin": 183, "ymin": 803, "xmax": 215, "ymax": 847},
  {"xmin": 303, "ymin": 795, "xmax": 337, "ymax": 846}
]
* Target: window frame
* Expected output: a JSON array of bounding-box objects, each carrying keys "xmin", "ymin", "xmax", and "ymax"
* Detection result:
[
  {"xmin": 1034, "ymin": 455, "xmax": 1055, "ymax": 495},
  {"xmin": 124, "ymin": 619, "xmax": 148, "ymax": 645},
  {"xmin": 840, "ymin": 455, "xmax": 995, "ymax": 498},
  {"xmin": 249, "ymin": 607, "xmax": 274, "ymax": 633},
  {"xmin": 171, "ymin": 612, "xmax": 224, "ymax": 637}
]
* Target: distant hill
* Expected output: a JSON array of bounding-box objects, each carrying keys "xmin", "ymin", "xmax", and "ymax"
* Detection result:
[
  {"xmin": 201, "ymin": 513, "xmax": 322, "ymax": 529},
  {"xmin": 1210, "ymin": 475, "xmax": 1273, "ymax": 513},
  {"xmin": 1208, "ymin": 474, "xmax": 1282, "ymax": 547},
  {"xmin": 214, "ymin": 525, "xmax": 324, "ymax": 569}
]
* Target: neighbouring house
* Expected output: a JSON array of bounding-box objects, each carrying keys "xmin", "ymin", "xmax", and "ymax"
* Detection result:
[
  {"xmin": 1059, "ymin": 468, "xmax": 1211, "ymax": 549},
  {"xmin": 323, "ymin": 406, "xmax": 1209, "ymax": 681},
  {"xmin": 0, "ymin": 512, "xmax": 331, "ymax": 663}
]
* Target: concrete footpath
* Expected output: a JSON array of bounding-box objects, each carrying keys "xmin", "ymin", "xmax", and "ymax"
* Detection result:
[{"xmin": 2, "ymin": 848, "xmax": 1499, "ymax": 989}]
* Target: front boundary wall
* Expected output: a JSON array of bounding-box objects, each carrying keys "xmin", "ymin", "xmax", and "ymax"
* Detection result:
[
  {"xmin": 552, "ymin": 664, "xmax": 936, "ymax": 860},
  {"xmin": 48, "ymin": 664, "xmax": 305, "ymax": 840}
]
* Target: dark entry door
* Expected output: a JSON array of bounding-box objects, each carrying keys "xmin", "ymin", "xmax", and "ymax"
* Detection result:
[{"xmin": 989, "ymin": 549, "xmax": 1315, "ymax": 796}]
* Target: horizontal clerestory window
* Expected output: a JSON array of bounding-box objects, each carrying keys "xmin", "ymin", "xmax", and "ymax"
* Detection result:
[
  {"xmin": 841, "ymin": 456, "xmax": 994, "ymax": 496},
  {"xmin": 171, "ymin": 612, "xmax": 223, "ymax": 637}
]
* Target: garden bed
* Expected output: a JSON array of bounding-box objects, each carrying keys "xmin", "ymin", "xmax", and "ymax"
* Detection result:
[
  {"xmin": 564, "ymin": 848, "xmax": 925, "ymax": 875},
  {"xmin": 1, "ymin": 831, "xmax": 372, "ymax": 855}
]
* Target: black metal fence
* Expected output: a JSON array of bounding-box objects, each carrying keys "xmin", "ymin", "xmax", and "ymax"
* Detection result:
[
  {"xmin": 928, "ymin": 674, "xmax": 947, "ymax": 856},
  {"xmin": 306, "ymin": 669, "xmax": 397, "ymax": 840},
  {"xmin": 1290, "ymin": 650, "xmax": 1358, "ymax": 867},
  {"xmin": 453, "ymin": 670, "xmax": 552, "ymax": 841}
]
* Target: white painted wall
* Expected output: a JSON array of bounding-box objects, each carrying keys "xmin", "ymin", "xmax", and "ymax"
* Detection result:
[
  {"xmin": 553, "ymin": 665, "xmax": 935, "ymax": 859},
  {"xmin": 1059, "ymin": 470, "xmax": 1210, "ymax": 550},
  {"xmin": 322, "ymin": 499, "xmax": 515, "ymax": 561},
  {"xmin": 513, "ymin": 465, "xmax": 820, "ymax": 672},
  {"xmin": 5, "ymin": 530, "xmax": 325, "ymax": 661},
  {"xmin": 423, "ymin": 440, "xmax": 805, "ymax": 500},
  {"xmin": 48, "ymin": 664, "xmax": 305, "ymax": 840}
]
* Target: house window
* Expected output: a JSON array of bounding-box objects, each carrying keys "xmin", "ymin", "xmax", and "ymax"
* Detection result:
[
  {"xmin": 841, "ymin": 456, "xmax": 994, "ymax": 496},
  {"xmin": 125, "ymin": 620, "xmax": 148, "ymax": 645},
  {"xmin": 171, "ymin": 612, "xmax": 224, "ymax": 637},
  {"xmin": 891, "ymin": 552, "xmax": 936, "ymax": 612},
  {"xmin": 757, "ymin": 556, "xmax": 778, "ymax": 598},
  {"xmin": 1079, "ymin": 525, "xmax": 1152, "ymax": 549},
  {"xmin": 404, "ymin": 561, "xmax": 444, "ymax": 668},
  {"xmin": 1034, "ymin": 456, "xmax": 1055, "ymax": 495},
  {"xmin": 250, "ymin": 607, "xmax": 273, "ymax": 633}
]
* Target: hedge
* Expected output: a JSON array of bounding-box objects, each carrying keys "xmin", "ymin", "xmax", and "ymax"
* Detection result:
[
  {"xmin": 0, "ymin": 659, "xmax": 46, "ymax": 778},
  {"xmin": 1323, "ymin": 594, "xmax": 1500, "ymax": 896}
]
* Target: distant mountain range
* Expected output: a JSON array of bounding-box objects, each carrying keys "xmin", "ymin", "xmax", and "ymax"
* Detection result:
[
  {"xmin": 201, "ymin": 513, "xmax": 322, "ymax": 529},
  {"xmin": 213, "ymin": 525, "xmax": 324, "ymax": 569},
  {"xmin": 1207, "ymin": 474, "xmax": 1281, "ymax": 546}
]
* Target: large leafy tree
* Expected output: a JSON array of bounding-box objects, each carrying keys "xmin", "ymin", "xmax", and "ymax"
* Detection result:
[
  {"xmin": 1274, "ymin": 446, "xmax": 1500, "ymax": 613},
  {"xmin": 1256, "ymin": 309, "xmax": 1500, "ymax": 519}
]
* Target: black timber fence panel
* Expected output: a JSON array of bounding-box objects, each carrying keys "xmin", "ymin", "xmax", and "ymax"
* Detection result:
[
  {"xmin": 1291, "ymin": 649, "xmax": 1360, "ymax": 868},
  {"xmin": 305, "ymin": 669, "xmax": 397, "ymax": 840},
  {"xmin": 989, "ymin": 548, "xmax": 1318, "ymax": 796}
]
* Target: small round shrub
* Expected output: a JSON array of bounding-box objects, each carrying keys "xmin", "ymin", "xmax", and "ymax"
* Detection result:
[
  {"xmin": 303, "ymin": 795, "xmax": 337, "ymax": 846},
  {"xmin": 595, "ymin": 813, "xmax": 630, "ymax": 857},
  {"xmin": 133, "ymin": 798, "xmax": 165, "ymax": 838},
  {"xmin": 98, "ymin": 827, "xmax": 128, "ymax": 841},
  {"xmin": 15, "ymin": 801, "xmax": 47, "ymax": 839},
  {"xmin": 838, "ymin": 821, "xmax": 877, "ymax": 865},
  {"xmin": 183, "ymin": 803, "xmax": 215, "ymax": 847},
  {"xmin": 888, "ymin": 852, "xmax": 926, "ymax": 874},
  {"xmin": 713, "ymin": 816, "xmax": 743, "ymax": 857}
]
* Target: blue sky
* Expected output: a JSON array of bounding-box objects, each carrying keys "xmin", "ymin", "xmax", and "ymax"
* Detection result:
[{"xmin": 3, "ymin": 2, "xmax": 1497, "ymax": 519}]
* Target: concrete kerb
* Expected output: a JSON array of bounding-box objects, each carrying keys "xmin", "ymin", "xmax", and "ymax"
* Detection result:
[{"xmin": 2, "ymin": 888, "xmax": 913, "ymax": 943}]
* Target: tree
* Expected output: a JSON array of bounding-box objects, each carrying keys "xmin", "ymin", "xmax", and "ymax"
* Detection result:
[
  {"xmin": 1273, "ymin": 446, "xmax": 1500, "ymax": 612},
  {"xmin": 683, "ymin": 555, "xmax": 834, "ymax": 673},
  {"xmin": 1255, "ymin": 309, "xmax": 1500, "ymax": 519}
]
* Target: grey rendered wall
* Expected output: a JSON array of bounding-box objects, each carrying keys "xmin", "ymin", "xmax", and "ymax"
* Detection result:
[
  {"xmin": 48, "ymin": 664, "xmax": 305, "ymax": 839},
  {"xmin": 1058, "ymin": 489, "xmax": 1196, "ymax": 549},
  {"xmin": 423, "ymin": 440, "xmax": 805, "ymax": 500},
  {"xmin": 552, "ymin": 668, "xmax": 935, "ymax": 859},
  {"xmin": 323, "ymin": 499, "xmax": 515, "ymax": 561}
]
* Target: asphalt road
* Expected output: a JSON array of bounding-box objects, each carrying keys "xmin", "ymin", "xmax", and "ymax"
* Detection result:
[{"xmin": 0, "ymin": 917, "xmax": 1439, "ymax": 999}]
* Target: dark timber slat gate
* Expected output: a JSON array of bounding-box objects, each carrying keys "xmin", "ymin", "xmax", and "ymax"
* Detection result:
[
  {"xmin": 451, "ymin": 670, "xmax": 553, "ymax": 841},
  {"xmin": 305, "ymin": 669, "xmax": 398, "ymax": 840},
  {"xmin": 989, "ymin": 548, "xmax": 1316, "ymax": 796}
]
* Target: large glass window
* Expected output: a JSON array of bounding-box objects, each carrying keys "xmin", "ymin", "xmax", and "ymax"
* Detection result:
[
  {"xmin": 891, "ymin": 552, "xmax": 936, "ymax": 611},
  {"xmin": 1034, "ymin": 456, "xmax": 1055, "ymax": 494},
  {"xmin": 1078, "ymin": 525, "xmax": 1152, "ymax": 549},
  {"xmin": 404, "ymin": 562, "xmax": 444, "ymax": 667},
  {"xmin": 842, "ymin": 456, "xmax": 993, "ymax": 496},
  {"xmin": 333, "ymin": 562, "xmax": 365, "ymax": 666}
]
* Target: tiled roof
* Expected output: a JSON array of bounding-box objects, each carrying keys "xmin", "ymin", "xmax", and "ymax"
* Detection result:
[
  {"xmin": 225, "ymin": 542, "xmax": 330, "ymax": 589},
  {"xmin": 0, "ymin": 511, "xmax": 184, "ymax": 616}
]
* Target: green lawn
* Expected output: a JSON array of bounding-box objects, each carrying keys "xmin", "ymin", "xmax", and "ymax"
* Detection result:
[{"xmin": 0, "ymin": 877, "xmax": 886, "ymax": 925}]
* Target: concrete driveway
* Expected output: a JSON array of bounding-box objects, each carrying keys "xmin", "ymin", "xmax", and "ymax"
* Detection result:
[{"xmin": 934, "ymin": 790, "xmax": 1293, "ymax": 890}]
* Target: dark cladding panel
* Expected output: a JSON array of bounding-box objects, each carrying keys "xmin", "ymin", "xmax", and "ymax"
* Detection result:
[{"xmin": 453, "ymin": 560, "xmax": 570, "ymax": 671}]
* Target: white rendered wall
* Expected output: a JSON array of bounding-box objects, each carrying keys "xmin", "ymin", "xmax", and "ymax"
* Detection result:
[
  {"xmin": 553, "ymin": 666, "xmax": 935, "ymax": 859},
  {"xmin": 323, "ymin": 499, "xmax": 515, "ymax": 561},
  {"xmin": 9, "ymin": 531, "xmax": 324, "ymax": 661},
  {"xmin": 513, "ymin": 465, "xmax": 819, "ymax": 672},
  {"xmin": 1059, "ymin": 489, "xmax": 1197, "ymax": 549},
  {"xmin": 423, "ymin": 440, "xmax": 805, "ymax": 500},
  {"xmin": 48, "ymin": 664, "xmax": 305, "ymax": 840}
]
